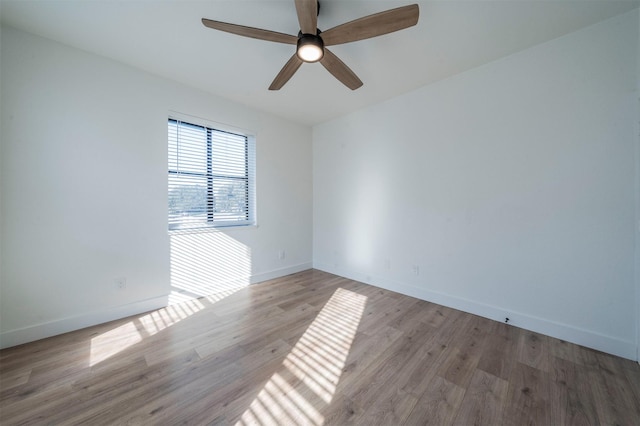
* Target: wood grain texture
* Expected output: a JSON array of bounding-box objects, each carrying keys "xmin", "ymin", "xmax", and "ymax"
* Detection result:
[
  {"xmin": 319, "ymin": 49, "xmax": 363, "ymax": 90},
  {"xmin": 477, "ymin": 321, "xmax": 518, "ymax": 380},
  {"xmin": 502, "ymin": 362, "xmax": 551, "ymax": 426},
  {"xmin": 321, "ymin": 4, "xmax": 420, "ymax": 46},
  {"xmin": 269, "ymin": 54, "xmax": 303, "ymax": 91},
  {"xmin": 294, "ymin": 0, "xmax": 317, "ymax": 35},
  {"xmin": 453, "ymin": 369, "xmax": 509, "ymax": 426},
  {"xmin": 201, "ymin": 19, "xmax": 297, "ymax": 44},
  {"xmin": 1, "ymin": 269, "xmax": 638, "ymax": 425},
  {"xmin": 549, "ymin": 356, "xmax": 599, "ymax": 425}
]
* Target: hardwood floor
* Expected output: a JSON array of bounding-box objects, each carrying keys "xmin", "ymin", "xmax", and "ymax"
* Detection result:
[{"xmin": 1, "ymin": 269, "xmax": 639, "ymax": 425}]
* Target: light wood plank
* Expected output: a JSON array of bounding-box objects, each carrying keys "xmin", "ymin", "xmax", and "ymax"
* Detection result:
[
  {"xmin": 477, "ymin": 321, "xmax": 518, "ymax": 380},
  {"xmin": 405, "ymin": 375, "xmax": 466, "ymax": 425},
  {"xmin": 588, "ymin": 355, "xmax": 640, "ymax": 425},
  {"xmin": 502, "ymin": 362, "xmax": 551, "ymax": 425},
  {"xmin": 548, "ymin": 355, "xmax": 599, "ymax": 425},
  {"xmin": 517, "ymin": 330, "xmax": 552, "ymax": 373},
  {"xmin": 453, "ymin": 369, "xmax": 509, "ymax": 425},
  {"xmin": 1, "ymin": 269, "xmax": 638, "ymax": 425}
]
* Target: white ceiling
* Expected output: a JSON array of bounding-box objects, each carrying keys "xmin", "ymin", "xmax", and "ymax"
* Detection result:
[{"xmin": 1, "ymin": 0, "xmax": 638, "ymax": 126}]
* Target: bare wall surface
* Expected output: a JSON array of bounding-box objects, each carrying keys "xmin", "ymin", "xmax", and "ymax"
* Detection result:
[
  {"xmin": 0, "ymin": 26, "xmax": 312, "ymax": 348},
  {"xmin": 313, "ymin": 10, "xmax": 639, "ymax": 360}
]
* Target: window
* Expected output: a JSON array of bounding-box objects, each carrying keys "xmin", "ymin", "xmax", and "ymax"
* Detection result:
[{"xmin": 168, "ymin": 118, "xmax": 255, "ymax": 231}]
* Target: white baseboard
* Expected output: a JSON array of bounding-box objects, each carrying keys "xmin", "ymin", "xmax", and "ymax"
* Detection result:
[
  {"xmin": 0, "ymin": 295, "xmax": 168, "ymax": 350},
  {"xmin": 251, "ymin": 262, "xmax": 313, "ymax": 284},
  {"xmin": 0, "ymin": 262, "xmax": 313, "ymax": 350},
  {"xmin": 313, "ymin": 262, "xmax": 638, "ymax": 362}
]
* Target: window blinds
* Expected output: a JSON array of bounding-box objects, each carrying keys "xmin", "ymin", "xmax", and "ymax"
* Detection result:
[{"xmin": 168, "ymin": 118, "xmax": 254, "ymax": 230}]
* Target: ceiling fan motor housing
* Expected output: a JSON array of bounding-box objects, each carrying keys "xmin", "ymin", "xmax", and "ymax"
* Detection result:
[{"xmin": 297, "ymin": 33, "xmax": 324, "ymax": 62}]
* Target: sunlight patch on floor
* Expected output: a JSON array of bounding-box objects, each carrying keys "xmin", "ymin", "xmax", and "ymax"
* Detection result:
[
  {"xmin": 90, "ymin": 287, "xmax": 243, "ymax": 366},
  {"xmin": 89, "ymin": 321, "xmax": 143, "ymax": 366},
  {"xmin": 238, "ymin": 287, "xmax": 367, "ymax": 425},
  {"xmin": 90, "ymin": 230, "xmax": 254, "ymax": 366},
  {"xmin": 137, "ymin": 298, "xmax": 206, "ymax": 335},
  {"xmin": 89, "ymin": 299, "xmax": 206, "ymax": 366}
]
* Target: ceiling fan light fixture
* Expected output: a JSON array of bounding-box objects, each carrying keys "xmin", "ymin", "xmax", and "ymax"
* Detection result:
[{"xmin": 297, "ymin": 34, "xmax": 324, "ymax": 62}]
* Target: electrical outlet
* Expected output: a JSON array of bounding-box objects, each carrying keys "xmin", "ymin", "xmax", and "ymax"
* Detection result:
[
  {"xmin": 411, "ymin": 265, "xmax": 420, "ymax": 275},
  {"xmin": 115, "ymin": 277, "xmax": 127, "ymax": 290},
  {"xmin": 278, "ymin": 249, "xmax": 285, "ymax": 260}
]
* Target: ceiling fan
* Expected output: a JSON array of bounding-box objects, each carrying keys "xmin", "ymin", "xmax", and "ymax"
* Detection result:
[{"xmin": 202, "ymin": 0, "xmax": 419, "ymax": 90}]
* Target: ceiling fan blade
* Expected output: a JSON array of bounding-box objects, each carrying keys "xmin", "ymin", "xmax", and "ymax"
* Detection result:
[
  {"xmin": 202, "ymin": 18, "xmax": 297, "ymax": 44},
  {"xmin": 269, "ymin": 54, "xmax": 304, "ymax": 90},
  {"xmin": 320, "ymin": 48, "xmax": 363, "ymax": 90},
  {"xmin": 295, "ymin": 0, "xmax": 317, "ymax": 35},
  {"xmin": 321, "ymin": 4, "xmax": 419, "ymax": 46}
]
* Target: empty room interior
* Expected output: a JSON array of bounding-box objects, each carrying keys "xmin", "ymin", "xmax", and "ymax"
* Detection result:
[{"xmin": 1, "ymin": 0, "xmax": 639, "ymax": 424}]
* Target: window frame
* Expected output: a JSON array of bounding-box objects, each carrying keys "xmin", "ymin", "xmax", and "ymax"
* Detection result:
[{"xmin": 168, "ymin": 115, "xmax": 256, "ymax": 232}]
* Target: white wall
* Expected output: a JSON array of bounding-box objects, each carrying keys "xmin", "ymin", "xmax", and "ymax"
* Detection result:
[
  {"xmin": 314, "ymin": 10, "xmax": 639, "ymax": 360},
  {"xmin": 0, "ymin": 26, "xmax": 312, "ymax": 348}
]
